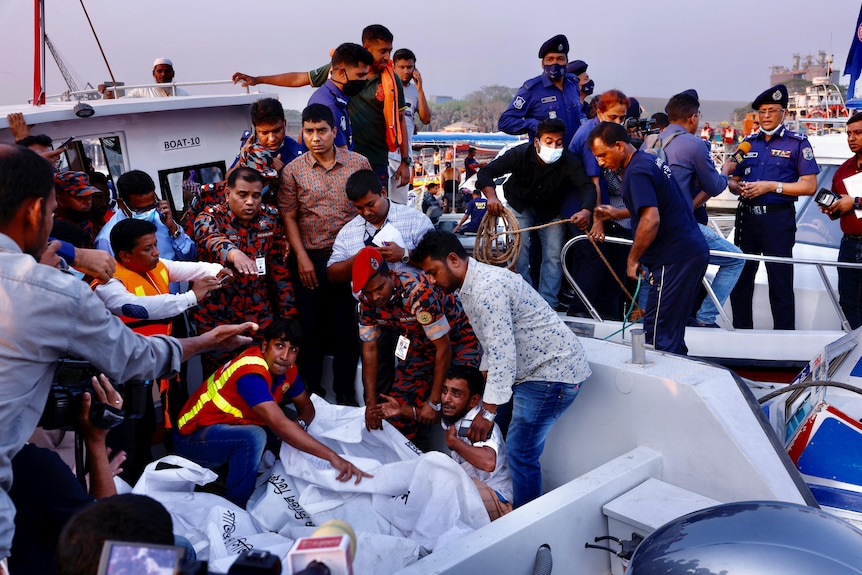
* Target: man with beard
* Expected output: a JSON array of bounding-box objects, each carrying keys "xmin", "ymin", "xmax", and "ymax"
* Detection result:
[
  {"xmin": 380, "ymin": 364, "xmax": 513, "ymax": 520},
  {"xmin": 51, "ymin": 171, "xmax": 103, "ymax": 249},
  {"xmin": 412, "ymin": 230, "xmax": 590, "ymax": 508}
]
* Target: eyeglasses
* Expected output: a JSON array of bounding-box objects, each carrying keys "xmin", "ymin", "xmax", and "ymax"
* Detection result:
[{"xmin": 757, "ymin": 108, "xmax": 784, "ymax": 116}]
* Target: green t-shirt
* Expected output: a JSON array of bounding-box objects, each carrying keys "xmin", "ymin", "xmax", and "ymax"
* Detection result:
[{"xmin": 309, "ymin": 64, "xmax": 406, "ymax": 165}]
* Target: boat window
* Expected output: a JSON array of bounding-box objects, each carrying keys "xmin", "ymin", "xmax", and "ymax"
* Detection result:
[
  {"xmin": 55, "ymin": 135, "xmax": 126, "ymax": 196},
  {"xmin": 795, "ymin": 164, "xmax": 842, "ymax": 249},
  {"xmin": 157, "ymin": 162, "xmax": 227, "ymax": 217}
]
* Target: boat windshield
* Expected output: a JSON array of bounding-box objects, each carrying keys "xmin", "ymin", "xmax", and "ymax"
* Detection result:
[{"xmin": 795, "ymin": 163, "xmax": 843, "ymax": 249}]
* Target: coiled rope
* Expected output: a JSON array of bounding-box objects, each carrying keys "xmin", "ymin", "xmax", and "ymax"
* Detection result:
[{"xmin": 473, "ymin": 208, "xmax": 643, "ymax": 320}]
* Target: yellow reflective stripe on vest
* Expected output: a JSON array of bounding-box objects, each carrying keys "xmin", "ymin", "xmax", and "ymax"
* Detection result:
[{"xmin": 177, "ymin": 356, "xmax": 269, "ymax": 429}]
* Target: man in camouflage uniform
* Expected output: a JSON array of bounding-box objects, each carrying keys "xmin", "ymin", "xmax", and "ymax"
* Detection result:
[
  {"xmin": 353, "ymin": 246, "xmax": 479, "ymax": 445},
  {"xmin": 192, "ymin": 167, "xmax": 295, "ymax": 376}
]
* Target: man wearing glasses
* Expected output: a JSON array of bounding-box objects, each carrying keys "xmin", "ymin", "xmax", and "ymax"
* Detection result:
[{"xmin": 728, "ymin": 84, "xmax": 819, "ymax": 330}]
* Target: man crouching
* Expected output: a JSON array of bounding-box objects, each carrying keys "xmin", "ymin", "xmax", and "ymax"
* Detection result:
[{"xmin": 173, "ymin": 318, "xmax": 370, "ymax": 506}]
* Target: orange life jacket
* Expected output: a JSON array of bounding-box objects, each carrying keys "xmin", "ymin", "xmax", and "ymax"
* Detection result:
[
  {"xmin": 110, "ymin": 260, "xmax": 174, "ymax": 337},
  {"xmin": 381, "ymin": 61, "xmax": 403, "ymax": 153},
  {"xmin": 176, "ymin": 347, "xmax": 297, "ymax": 435}
]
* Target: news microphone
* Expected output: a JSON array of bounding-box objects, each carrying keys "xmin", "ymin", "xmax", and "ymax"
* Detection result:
[
  {"xmin": 731, "ymin": 141, "xmax": 751, "ymax": 163},
  {"xmin": 286, "ymin": 520, "xmax": 357, "ymax": 575}
]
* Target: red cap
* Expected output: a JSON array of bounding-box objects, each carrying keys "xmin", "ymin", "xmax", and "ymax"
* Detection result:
[{"xmin": 352, "ymin": 246, "xmax": 385, "ymax": 293}]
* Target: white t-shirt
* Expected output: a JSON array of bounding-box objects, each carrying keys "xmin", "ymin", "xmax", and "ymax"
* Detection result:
[{"xmin": 443, "ymin": 405, "xmax": 513, "ymax": 503}]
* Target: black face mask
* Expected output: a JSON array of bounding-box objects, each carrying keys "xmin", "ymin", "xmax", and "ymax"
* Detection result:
[{"xmin": 342, "ymin": 79, "xmax": 368, "ymax": 97}]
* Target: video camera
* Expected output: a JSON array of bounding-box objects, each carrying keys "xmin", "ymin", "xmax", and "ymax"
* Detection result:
[
  {"xmin": 38, "ymin": 358, "xmax": 150, "ymax": 431},
  {"xmin": 624, "ymin": 116, "xmax": 660, "ymax": 136}
]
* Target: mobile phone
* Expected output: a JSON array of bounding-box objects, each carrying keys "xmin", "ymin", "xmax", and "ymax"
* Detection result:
[
  {"xmin": 457, "ymin": 419, "xmax": 493, "ymax": 440},
  {"xmin": 59, "ymin": 136, "xmax": 75, "ymax": 149},
  {"xmin": 815, "ymin": 187, "xmax": 839, "ymax": 208},
  {"xmin": 96, "ymin": 541, "xmax": 183, "ymax": 575}
]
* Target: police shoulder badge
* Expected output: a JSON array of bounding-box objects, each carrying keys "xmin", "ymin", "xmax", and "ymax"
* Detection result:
[
  {"xmin": 802, "ymin": 146, "xmax": 814, "ymax": 161},
  {"xmin": 513, "ymin": 96, "xmax": 526, "ymax": 110},
  {"xmin": 416, "ymin": 310, "xmax": 433, "ymax": 325}
]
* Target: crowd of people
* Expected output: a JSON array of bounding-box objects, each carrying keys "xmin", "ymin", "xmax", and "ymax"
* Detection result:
[{"xmin": 2, "ymin": 21, "xmax": 856, "ymax": 575}]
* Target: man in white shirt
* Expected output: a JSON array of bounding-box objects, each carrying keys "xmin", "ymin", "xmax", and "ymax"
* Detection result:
[
  {"xmin": 387, "ymin": 49, "xmax": 431, "ymax": 204},
  {"xmin": 413, "ymin": 230, "xmax": 590, "ymax": 509},
  {"xmin": 380, "ymin": 364, "xmax": 512, "ymax": 520}
]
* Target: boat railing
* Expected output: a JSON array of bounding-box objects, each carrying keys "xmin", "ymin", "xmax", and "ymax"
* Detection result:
[
  {"xmin": 41, "ymin": 80, "xmax": 251, "ymax": 102},
  {"xmin": 561, "ymin": 234, "xmax": 862, "ymax": 333}
]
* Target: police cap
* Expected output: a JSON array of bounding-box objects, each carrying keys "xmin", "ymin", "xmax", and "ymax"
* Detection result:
[
  {"xmin": 677, "ymin": 88, "xmax": 700, "ymax": 103},
  {"xmin": 567, "ymin": 59, "xmax": 588, "ymax": 75},
  {"xmin": 538, "ymin": 34, "xmax": 569, "ymax": 58},
  {"xmin": 752, "ymin": 84, "xmax": 788, "ymax": 109}
]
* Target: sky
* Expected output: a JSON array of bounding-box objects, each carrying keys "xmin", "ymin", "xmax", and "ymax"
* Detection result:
[{"xmin": 1, "ymin": 0, "xmax": 860, "ymax": 112}]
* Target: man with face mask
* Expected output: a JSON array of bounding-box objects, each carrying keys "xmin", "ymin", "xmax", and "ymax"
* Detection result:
[
  {"xmin": 728, "ymin": 84, "xmax": 818, "ymax": 331},
  {"xmin": 566, "ymin": 60, "xmax": 591, "ymax": 122},
  {"xmin": 51, "ymin": 171, "xmax": 102, "ymax": 249},
  {"xmin": 306, "ymin": 43, "xmax": 374, "ymax": 151},
  {"xmin": 498, "ymin": 34, "xmax": 583, "ymax": 144},
  {"xmin": 476, "ymin": 118, "xmax": 596, "ymax": 309}
]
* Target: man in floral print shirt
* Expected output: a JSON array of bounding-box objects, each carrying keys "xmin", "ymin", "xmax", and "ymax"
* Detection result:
[
  {"xmin": 193, "ymin": 167, "xmax": 296, "ymax": 376},
  {"xmin": 414, "ymin": 230, "xmax": 590, "ymax": 508}
]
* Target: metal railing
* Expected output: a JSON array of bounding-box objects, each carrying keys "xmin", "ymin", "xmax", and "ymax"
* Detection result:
[
  {"xmin": 39, "ymin": 80, "xmax": 251, "ymax": 102},
  {"xmin": 561, "ymin": 234, "xmax": 862, "ymax": 333}
]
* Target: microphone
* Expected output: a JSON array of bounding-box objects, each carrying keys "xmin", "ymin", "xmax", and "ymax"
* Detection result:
[
  {"xmin": 286, "ymin": 520, "xmax": 357, "ymax": 575},
  {"xmin": 731, "ymin": 141, "xmax": 751, "ymax": 163}
]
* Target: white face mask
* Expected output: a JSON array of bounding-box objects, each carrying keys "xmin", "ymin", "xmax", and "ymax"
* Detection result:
[
  {"xmin": 537, "ymin": 145, "xmax": 564, "ymax": 164},
  {"xmin": 759, "ymin": 123, "xmax": 784, "ymax": 136},
  {"xmin": 131, "ymin": 207, "xmax": 158, "ymax": 222}
]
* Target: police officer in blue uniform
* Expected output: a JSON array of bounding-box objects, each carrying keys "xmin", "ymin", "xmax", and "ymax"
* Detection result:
[
  {"xmin": 728, "ymin": 84, "xmax": 819, "ymax": 330},
  {"xmin": 498, "ymin": 34, "xmax": 583, "ymax": 144}
]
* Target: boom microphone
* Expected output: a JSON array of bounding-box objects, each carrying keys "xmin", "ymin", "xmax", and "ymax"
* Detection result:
[{"xmin": 731, "ymin": 141, "xmax": 752, "ymax": 164}]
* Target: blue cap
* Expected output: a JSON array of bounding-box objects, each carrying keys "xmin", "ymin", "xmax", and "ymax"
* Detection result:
[
  {"xmin": 538, "ymin": 34, "xmax": 569, "ymax": 58},
  {"xmin": 753, "ymin": 84, "xmax": 788, "ymax": 109}
]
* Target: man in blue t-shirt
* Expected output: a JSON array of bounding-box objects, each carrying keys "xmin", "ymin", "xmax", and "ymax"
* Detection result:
[
  {"xmin": 453, "ymin": 190, "xmax": 488, "ymax": 234},
  {"xmin": 590, "ymin": 121, "xmax": 708, "ymax": 355},
  {"xmin": 306, "ymin": 43, "xmax": 374, "ymax": 150}
]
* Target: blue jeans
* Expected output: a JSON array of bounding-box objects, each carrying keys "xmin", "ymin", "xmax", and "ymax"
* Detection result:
[
  {"xmin": 173, "ymin": 424, "xmax": 268, "ymax": 507},
  {"xmin": 507, "ymin": 380, "xmax": 580, "ymax": 508},
  {"xmin": 511, "ymin": 205, "xmax": 566, "ymax": 308},
  {"xmin": 839, "ymin": 235, "xmax": 862, "ymax": 330},
  {"xmin": 696, "ymin": 224, "xmax": 744, "ymax": 325}
]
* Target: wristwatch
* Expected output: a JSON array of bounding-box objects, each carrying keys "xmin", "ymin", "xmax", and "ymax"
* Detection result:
[
  {"xmin": 776, "ymin": 182, "xmax": 784, "ymax": 195},
  {"xmin": 855, "ymin": 198, "xmax": 862, "ymax": 211},
  {"xmin": 297, "ymin": 418, "xmax": 308, "ymax": 431},
  {"xmin": 401, "ymin": 247, "xmax": 410, "ymax": 264},
  {"xmin": 427, "ymin": 400, "xmax": 442, "ymax": 412},
  {"xmin": 480, "ymin": 408, "xmax": 496, "ymax": 422},
  {"xmin": 170, "ymin": 226, "xmax": 182, "ymax": 239},
  {"xmin": 401, "ymin": 156, "xmax": 413, "ymax": 166}
]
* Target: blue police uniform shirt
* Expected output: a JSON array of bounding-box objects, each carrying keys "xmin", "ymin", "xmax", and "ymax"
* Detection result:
[
  {"xmin": 660, "ymin": 124, "xmax": 729, "ymax": 225},
  {"xmin": 733, "ymin": 125, "xmax": 819, "ymax": 205},
  {"xmin": 498, "ymin": 72, "xmax": 583, "ymax": 144},
  {"xmin": 461, "ymin": 197, "xmax": 488, "ymax": 233},
  {"xmin": 307, "ymin": 79, "xmax": 352, "ymax": 150},
  {"xmin": 622, "ymin": 151, "xmax": 707, "ymax": 266}
]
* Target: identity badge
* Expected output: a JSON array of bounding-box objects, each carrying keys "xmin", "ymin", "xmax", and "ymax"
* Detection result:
[
  {"xmin": 395, "ymin": 335, "xmax": 410, "ymax": 361},
  {"xmin": 255, "ymin": 256, "xmax": 267, "ymax": 275}
]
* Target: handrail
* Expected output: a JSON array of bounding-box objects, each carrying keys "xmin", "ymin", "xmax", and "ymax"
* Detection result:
[
  {"xmin": 41, "ymin": 80, "xmax": 251, "ymax": 102},
  {"xmin": 561, "ymin": 234, "xmax": 862, "ymax": 333}
]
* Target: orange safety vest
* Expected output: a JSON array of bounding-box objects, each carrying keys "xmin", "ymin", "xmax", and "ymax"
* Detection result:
[
  {"xmin": 176, "ymin": 347, "xmax": 297, "ymax": 435},
  {"xmin": 110, "ymin": 260, "xmax": 174, "ymax": 337}
]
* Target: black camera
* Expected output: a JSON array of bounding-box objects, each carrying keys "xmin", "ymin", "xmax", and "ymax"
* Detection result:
[
  {"xmin": 624, "ymin": 117, "xmax": 659, "ymax": 135},
  {"xmin": 38, "ymin": 358, "xmax": 150, "ymax": 431}
]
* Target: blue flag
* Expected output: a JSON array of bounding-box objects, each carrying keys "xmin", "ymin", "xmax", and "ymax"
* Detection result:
[{"xmin": 845, "ymin": 4, "xmax": 862, "ymax": 100}]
